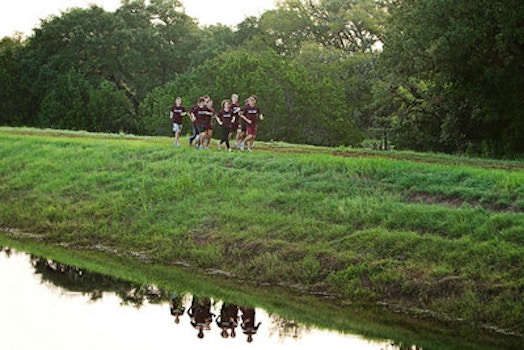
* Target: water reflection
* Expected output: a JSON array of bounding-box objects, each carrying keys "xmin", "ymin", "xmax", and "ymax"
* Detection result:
[
  {"xmin": 11, "ymin": 247, "xmax": 269, "ymax": 343},
  {"xmin": 29, "ymin": 252, "xmax": 167, "ymax": 307},
  {"xmin": 1, "ymin": 246, "xmax": 407, "ymax": 349},
  {"xmin": 3, "ymin": 245, "xmax": 518, "ymax": 349},
  {"xmin": 216, "ymin": 302, "xmax": 239, "ymax": 338},
  {"xmin": 188, "ymin": 295, "xmax": 215, "ymax": 339},
  {"xmin": 176, "ymin": 296, "xmax": 261, "ymax": 342},
  {"xmin": 170, "ymin": 291, "xmax": 186, "ymax": 324},
  {"xmin": 240, "ymin": 307, "xmax": 262, "ymax": 342}
]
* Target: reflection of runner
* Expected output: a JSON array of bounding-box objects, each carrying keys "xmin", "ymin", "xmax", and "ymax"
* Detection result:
[
  {"xmin": 240, "ymin": 307, "xmax": 261, "ymax": 343},
  {"xmin": 216, "ymin": 303, "xmax": 239, "ymax": 338},
  {"xmin": 187, "ymin": 296, "xmax": 215, "ymax": 339},
  {"xmin": 170, "ymin": 292, "xmax": 185, "ymax": 324}
]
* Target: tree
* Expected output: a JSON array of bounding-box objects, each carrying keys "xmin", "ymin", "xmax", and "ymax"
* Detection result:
[
  {"xmin": 257, "ymin": 9, "xmax": 312, "ymax": 57},
  {"xmin": 0, "ymin": 36, "xmax": 31, "ymax": 126},
  {"xmin": 36, "ymin": 69, "xmax": 93, "ymax": 130},
  {"xmin": 252, "ymin": 0, "xmax": 385, "ymax": 145},
  {"xmin": 188, "ymin": 24, "xmax": 237, "ymax": 67},
  {"xmin": 20, "ymin": 6, "xmax": 137, "ymax": 117},
  {"xmin": 15, "ymin": 1, "xmax": 199, "ymax": 132},
  {"xmin": 382, "ymin": 0, "xmax": 524, "ymax": 157},
  {"xmin": 234, "ymin": 16, "xmax": 263, "ymax": 46},
  {"xmin": 276, "ymin": 0, "xmax": 387, "ymax": 54},
  {"xmin": 87, "ymin": 80, "xmax": 136, "ymax": 133},
  {"xmin": 116, "ymin": 0, "xmax": 199, "ymax": 83}
]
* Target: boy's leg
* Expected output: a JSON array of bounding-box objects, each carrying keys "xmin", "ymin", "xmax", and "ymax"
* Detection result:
[
  {"xmin": 235, "ymin": 128, "xmax": 243, "ymax": 148},
  {"xmin": 199, "ymin": 129, "xmax": 207, "ymax": 147},
  {"xmin": 207, "ymin": 130, "xmax": 213, "ymax": 147},
  {"xmin": 189, "ymin": 125, "xmax": 197, "ymax": 145},
  {"xmin": 242, "ymin": 134, "xmax": 252, "ymax": 150},
  {"xmin": 175, "ymin": 125, "xmax": 182, "ymax": 146},
  {"xmin": 225, "ymin": 130, "xmax": 230, "ymax": 150}
]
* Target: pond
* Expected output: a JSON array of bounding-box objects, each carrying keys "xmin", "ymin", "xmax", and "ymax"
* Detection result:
[
  {"xmin": 0, "ymin": 247, "xmax": 397, "ymax": 349},
  {"xmin": 0, "ymin": 246, "xmax": 521, "ymax": 350}
]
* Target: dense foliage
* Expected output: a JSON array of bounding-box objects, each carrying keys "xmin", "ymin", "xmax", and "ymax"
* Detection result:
[{"xmin": 1, "ymin": 0, "xmax": 523, "ymax": 157}]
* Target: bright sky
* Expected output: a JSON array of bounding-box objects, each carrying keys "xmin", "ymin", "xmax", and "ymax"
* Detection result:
[{"xmin": 0, "ymin": 0, "xmax": 277, "ymax": 38}]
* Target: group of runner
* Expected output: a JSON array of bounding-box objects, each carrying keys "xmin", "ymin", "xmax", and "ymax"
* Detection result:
[
  {"xmin": 170, "ymin": 294, "xmax": 261, "ymax": 342},
  {"xmin": 169, "ymin": 93, "xmax": 264, "ymax": 152}
]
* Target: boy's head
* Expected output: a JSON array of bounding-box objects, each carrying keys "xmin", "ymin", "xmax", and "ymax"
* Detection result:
[
  {"xmin": 247, "ymin": 94, "xmax": 257, "ymax": 106},
  {"xmin": 222, "ymin": 99, "xmax": 231, "ymax": 109},
  {"xmin": 198, "ymin": 97, "xmax": 206, "ymax": 106}
]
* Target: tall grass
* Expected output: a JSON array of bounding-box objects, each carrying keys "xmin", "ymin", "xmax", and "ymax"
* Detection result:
[{"xmin": 1, "ymin": 127, "xmax": 523, "ymax": 335}]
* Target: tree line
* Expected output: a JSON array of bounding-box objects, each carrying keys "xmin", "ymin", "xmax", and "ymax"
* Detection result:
[{"xmin": 1, "ymin": 0, "xmax": 522, "ymax": 157}]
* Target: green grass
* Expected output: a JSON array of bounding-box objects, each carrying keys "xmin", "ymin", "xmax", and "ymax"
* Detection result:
[{"xmin": 1, "ymin": 127, "xmax": 524, "ymax": 339}]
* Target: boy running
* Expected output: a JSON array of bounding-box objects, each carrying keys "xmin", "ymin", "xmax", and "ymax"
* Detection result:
[
  {"xmin": 231, "ymin": 94, "xmax": 242, "ymax": 148},
  {"xmin": 190, "ymin": 97, "xmax": 213, "ymax": 149},
  {"xmin": 240, "ymin": 95, "xmax": 263, "ymax": 152},
  {"xmin": 216, "ymin": 99, "xmax": 235, "ymax": 151},
  {"xmin": 169, "ymin": 97, "xmax": 187, "ymax": 147},
  {"xmin": 204, "ymin": 98, "xmax": 216, "ymax": 149}
]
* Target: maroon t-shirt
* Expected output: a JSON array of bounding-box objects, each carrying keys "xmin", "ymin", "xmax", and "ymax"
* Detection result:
[
  {"xmin": 170, "ymin": 105, "xmax": 186, "ymax": 125},
  {"xmin": 189, "ymin": 105, "xmax": 198, "ymax": 124},
  {"xmin": 207, "ymin": 107, "xmax": 215, "ymax": 129},
  {"xmin": 218, "ymin": 109, "xmax": 234, "ymax": 129},
  {"xmin": 193, "ymin": 106, "xmax": 211, "ymax": 126},
  {"xmin": 231, "ymin": 103, "xmax": 241, "ymax": 128},
  {"xmin": 241, "ymin": 105, "xmax": 261, "ymax": 127}
]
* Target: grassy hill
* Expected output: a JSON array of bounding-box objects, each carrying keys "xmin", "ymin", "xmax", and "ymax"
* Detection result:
[{"xmin": 1, "ymin": 127, "xmax": 523, "ymax": 336}]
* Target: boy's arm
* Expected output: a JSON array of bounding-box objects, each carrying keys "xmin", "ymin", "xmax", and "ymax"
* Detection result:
[{"xmin": 241, "ymin": 115, "xmax": 252, "ymax": 124}]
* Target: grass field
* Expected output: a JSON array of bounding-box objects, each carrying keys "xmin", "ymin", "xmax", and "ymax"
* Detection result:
[{"xmin": 1, "ymin": 127, "xmax": 523, "ymax": 337}]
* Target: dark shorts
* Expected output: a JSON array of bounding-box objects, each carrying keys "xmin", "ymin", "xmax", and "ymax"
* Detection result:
[{"xmin": 195, "ymin": 124, "xmax": 207, "ymax": 134}]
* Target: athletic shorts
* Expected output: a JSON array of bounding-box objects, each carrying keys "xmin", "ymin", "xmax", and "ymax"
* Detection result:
[
  {"xmin": 195, "ymin": 124, "xmax": 207, "ymax": 134},
  {"xmin": 172, "ymin": 123, "xmax": 182, "ymax": 132},
  {"xmin": 246, "ymin": 124, "xmax": 257, "ymax": 136}
]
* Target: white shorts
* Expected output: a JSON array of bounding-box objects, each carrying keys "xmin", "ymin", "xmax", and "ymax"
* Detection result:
[{"xmin": 173, "ymin": 124, "xmax": 182, "ymax": 132}]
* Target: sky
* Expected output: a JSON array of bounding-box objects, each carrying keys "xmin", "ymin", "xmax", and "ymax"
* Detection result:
[{"xmin": 0, "ymin": 0, "xmax": 277, "ymax": 38}]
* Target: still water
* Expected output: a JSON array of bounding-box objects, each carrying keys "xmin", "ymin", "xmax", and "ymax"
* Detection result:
[{"xmin": 0, "ymin": 247, "xmax": 401, "ymax": 350}]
